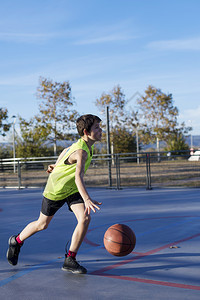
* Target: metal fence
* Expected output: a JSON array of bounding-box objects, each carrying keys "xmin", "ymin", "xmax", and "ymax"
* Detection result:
[{"xmin": 0, "ymin": 150, "xmax": 199, "ymax": 189}]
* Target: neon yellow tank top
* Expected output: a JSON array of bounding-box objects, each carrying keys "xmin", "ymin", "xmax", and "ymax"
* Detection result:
[{"xmin": 43, "ymin": 138, "xmax": 94, "ymax": 201}]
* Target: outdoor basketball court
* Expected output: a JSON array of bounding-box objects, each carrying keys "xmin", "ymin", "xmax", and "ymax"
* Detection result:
[{"xmin": 0, "ymin": 187, "xmax": 200, "ymax": 299}]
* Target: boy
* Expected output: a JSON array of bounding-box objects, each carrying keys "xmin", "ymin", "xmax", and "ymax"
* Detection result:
[{"xmin": 7, "ymin": 114, "xmax": 102, "ymax": 274}]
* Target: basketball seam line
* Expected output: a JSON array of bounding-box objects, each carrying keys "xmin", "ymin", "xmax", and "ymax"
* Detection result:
[
  {"xmin": 104, "ymin": 237, "xmax": 132, "ymax": 246},
  {"xmin": 105, "ymin": 228, "xmax": 134, "ymax": 244}
]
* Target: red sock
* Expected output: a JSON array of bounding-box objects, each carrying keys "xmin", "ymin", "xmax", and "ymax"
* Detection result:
[
  {"xmin": 67, "ymin": 250, "xmax": 77, "ymax": 259},
  {"xmin": 16, "ymin": 235, "xmax": 23, "ymax": 246}
]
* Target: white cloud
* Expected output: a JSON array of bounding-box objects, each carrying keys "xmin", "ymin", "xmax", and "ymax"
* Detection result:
[
  {"xmin": 73, "ymin": 33, "xmax": 135, "ymax": 45},
  {"xmin": 0, "ymin": 18, "xmax": 138, "ymax": 46},
  {"xmin": 71, "ymin": 19, "xmax": 138, "ymax": 45},
  {"xmin": 0, "ymin": 73, "xmax": 39, "ymax": 86},
  {"xmin": 0, "ymin": 31, "xmax": 62, "ymax": 43},
  {"xmin": 148, "ymin": 37, "xmax": 200, "ymax": 51},
  {"xmin": 0, "ymin": 28, "xmax": 135, "ymax": 45}
]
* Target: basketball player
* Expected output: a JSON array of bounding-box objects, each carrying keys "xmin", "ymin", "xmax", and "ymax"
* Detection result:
[{"xmin": 7, "ymin": 114, "xmax": 102, "ymax": 274}]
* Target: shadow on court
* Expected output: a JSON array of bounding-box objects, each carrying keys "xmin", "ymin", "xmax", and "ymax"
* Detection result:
[{"xmin": 0, "ymin": 187, "xmax": 200, "ymax": 299}]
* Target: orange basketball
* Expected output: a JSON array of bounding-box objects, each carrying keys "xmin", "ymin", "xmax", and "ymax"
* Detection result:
[{"xmin": 103, "ymin": 224, "xmax": 136, "ymax": 256}]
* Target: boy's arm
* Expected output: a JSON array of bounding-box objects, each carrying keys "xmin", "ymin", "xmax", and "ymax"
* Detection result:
[
  {"xmin": 46, "ymin": 147, "xmax": 70, "ymax": 173},
  {"xmin": 74, "ymin": 149, "xmax": 102, "ymax": 215}
]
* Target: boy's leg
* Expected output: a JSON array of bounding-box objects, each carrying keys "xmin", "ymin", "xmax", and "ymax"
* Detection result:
[
  {"xmin": 7, "ymin": 197, "xmax": 66, "ymax": 266},
  {"xmin": 69, "ymin": 203, "xmax": 91, "ymax": 252},
  {"xmin": 7, "ymin": 212, "xmax": 53, "ymax": 266},
  {"xmin": 62, "ymin": 203, "xmax": 90, "ymax": 274},
  {"xmin": 19, "ymin": 212, "xmax": 54, "ymax": 241}
]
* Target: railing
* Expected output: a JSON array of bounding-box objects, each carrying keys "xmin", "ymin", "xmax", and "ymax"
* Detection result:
[{"xmin": 0, "ymin": 150, "xmax": 199, "ymax": 189}]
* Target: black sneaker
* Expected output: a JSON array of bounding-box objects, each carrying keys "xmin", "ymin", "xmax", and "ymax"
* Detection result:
[
  {"xmin": 62, "ymin": 255, "xmax": 87, "ymax": 274},
  {"xmin": 7, "ymin": 235, "xmax": 22, "ymax": 266}
]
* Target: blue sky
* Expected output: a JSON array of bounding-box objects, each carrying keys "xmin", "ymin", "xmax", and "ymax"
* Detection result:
[{"xmin": 1, "ymin": 0, "xmax": 200, "ymax": 140}]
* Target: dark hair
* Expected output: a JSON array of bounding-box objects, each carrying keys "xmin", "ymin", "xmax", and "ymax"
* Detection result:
[{"xmin": 76, "ymin": 114, "xmax": 101, "ymax": 136}]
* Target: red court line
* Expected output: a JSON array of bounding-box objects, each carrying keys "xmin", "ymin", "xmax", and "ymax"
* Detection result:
[
  {"xmin": 90, "ymin": 232, "xmax": 200, "ymax": 291},
  {"xmin": 132, "ymin": 251, "xmax": 145, "ymax": 255},
  {"xmin": 91, "ymin": 232, "xmax": 200, "ymax": 275},
  {"xmin": 84, "ymin": 236, "xmax": 100, "ymax": 247},
  {"xmin": 84, "ymin": 215, "xmax": 200, "ymax": 246},
  {"xmin": 97, "ymin": 274, "xmax": 200, "ymax": 291},
  {"xmin": 84, "ymin": 215, "xmax": 200, "ymax": 247}
]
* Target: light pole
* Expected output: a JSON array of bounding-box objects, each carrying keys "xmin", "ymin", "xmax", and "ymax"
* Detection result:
[{"xmin": 12, "ymin": 115, "xmax": 16, "ymax": 173}]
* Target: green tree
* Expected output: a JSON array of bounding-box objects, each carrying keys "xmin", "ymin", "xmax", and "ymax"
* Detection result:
[
  {"xmin": 112, "ymin": 127, "xmax": 137, "ymax": 154},
  {"xmin": 0, "ymin": 108, "xmax": 11, "ymax": 136},
  {"xmin": 0, "ymin": 144, "xmax": 12, "ymax": 159},
  {"xmin": 37, "ymin": 77, "xmax": 79, "ymax": 155},
  {"xmin": 165, "ymin": 125, "xmax": 190, "ymax": 155},
  {"xmin": 165, "ymin": 132, "xmax": 189, "ymax": 155},
  {"xmin": 136, "ymin": 85, "xmax": 179, "ymax": 150},
  {"xmin": 16, "ymin": 116, "xmax": 53, "ymax": 157}
]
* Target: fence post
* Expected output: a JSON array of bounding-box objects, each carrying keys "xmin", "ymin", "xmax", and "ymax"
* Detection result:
[
  {"xmin": 107, "ymin": 155, "xmax": 112, "ymax": 187},
  {"xmin": 146, "ymin": 153, "xmax": 152, "ymax": 190},
  {"xmin": 115, "ymin": 154, "xmax": 121, "ymax": 190},
  {"xmin": 106, "ymin": 106, "xmax": 112, "ymax": 187},
  {"xmin": 17, "ymin": 160, "xmax": 21, "ymax": 189}
]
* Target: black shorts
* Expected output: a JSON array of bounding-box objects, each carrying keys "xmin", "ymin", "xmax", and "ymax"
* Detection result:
[{"xmin": 41, "ymin": 192, "xmax": 84, "ymax": 216}]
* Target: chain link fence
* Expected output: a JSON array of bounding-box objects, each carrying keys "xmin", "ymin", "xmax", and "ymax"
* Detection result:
[{"xmin": 0, "ymin": 150, "xmax": 199, "ymax": 189}]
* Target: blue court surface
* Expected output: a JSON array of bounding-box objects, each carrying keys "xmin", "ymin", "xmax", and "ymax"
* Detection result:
[{"xmin": 0, "ymin": 187, "xmax": 200, "ymax": 299}]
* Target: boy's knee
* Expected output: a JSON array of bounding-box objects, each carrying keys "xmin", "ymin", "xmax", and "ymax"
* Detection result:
[
  {"xmin": 42, "ymin": 223, "xmax": 49, "ymax": 230},
  {"xmin": 86, "ymin": 214, "xmax": 91, "ymax": 224},
  {"xmin": 37, "ymin": 221, "xmax": 49, "ymax": 231},
  {"xmin": 80, "ymin": 214, "xmax": 91, "ymax": 226}
]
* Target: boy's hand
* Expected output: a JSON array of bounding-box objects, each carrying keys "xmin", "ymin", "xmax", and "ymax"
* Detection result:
[
  {"xmin": 46, "ymin": 164, "xmax": 56, "ymax": 173},
  {"xmin": 84, "ymin": 199, "xmax": 102, "ymax": 215}
]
